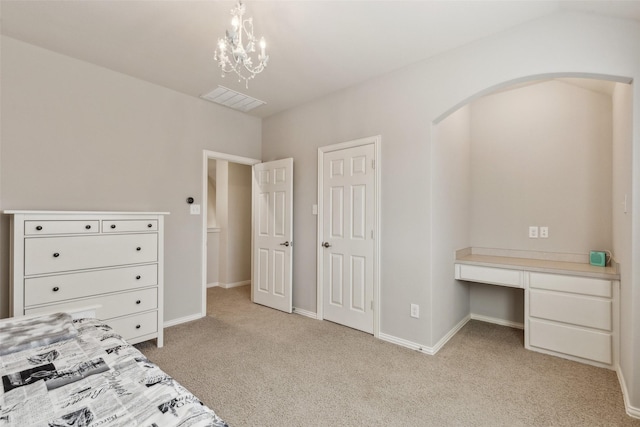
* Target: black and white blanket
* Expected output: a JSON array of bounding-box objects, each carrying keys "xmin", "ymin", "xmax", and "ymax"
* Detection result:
[{"xmin": 0, "ymin": 314, "xmax": 227, "ymax": 427}]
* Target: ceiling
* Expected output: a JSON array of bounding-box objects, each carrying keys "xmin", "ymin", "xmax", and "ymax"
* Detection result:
[{"xmin": 2, "ymin": 1, "xmax": 639, "ymax": 118}]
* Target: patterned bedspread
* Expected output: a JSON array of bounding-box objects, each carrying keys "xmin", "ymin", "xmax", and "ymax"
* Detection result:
[{"xmin": 0, "ymin": 315, "xmax": 227, "ymax": 427}]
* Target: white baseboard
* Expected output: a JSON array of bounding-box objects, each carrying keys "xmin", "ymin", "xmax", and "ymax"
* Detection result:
[
  {"xmin": 293, "ymin": 307, "xmax": 317, "ymax": 319},
  {"xmin": 378, "ymin": 332, "xmax": 435, "ymax": 355},
  {"xmin": 470, "ymin": 313, "xmax": 524, "ymax": 330},
  {"xmin": 378, "ymin": 314, "xmax": 471, "ymax": 356},
  {"xmin": 220, "ymin": 280, "xmax": 251, "ymax": 289},
  {"xmin": 432, "ymin": 314, "xmax": 472, "ymax": 354},
  {"xmin": 164, "ymin": 313, "xmax": 204, "ymax": 328},
  {"xmin": 207, "ymin": 282, "xmax": 220, "ymax": 288},
  {"xmin": 617, "ymin": 366, "xmax": 640, "ymax": 419}
]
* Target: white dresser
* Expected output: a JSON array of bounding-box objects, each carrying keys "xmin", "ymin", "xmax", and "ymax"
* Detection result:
[{"xmin": 6, "ymin": 211, "xmax": 168, "ymax": 347}]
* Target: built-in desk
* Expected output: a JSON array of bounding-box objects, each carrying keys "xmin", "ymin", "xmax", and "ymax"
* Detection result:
[{"xmin": 454, "ymin": 248, "xmax": 620, "ymax": 369}]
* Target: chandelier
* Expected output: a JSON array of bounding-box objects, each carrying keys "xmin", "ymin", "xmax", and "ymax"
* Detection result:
[{"xmin": 214, "ymin": 0, "xmax": 269, "ymax": 88}]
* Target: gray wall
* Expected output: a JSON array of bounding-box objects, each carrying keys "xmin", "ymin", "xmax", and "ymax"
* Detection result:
[
  {"xmin": 0, "ymin": 36, "xmax": 262, "ymax": 321},
  {"xmin": 262, "ymin": 11, "xmax": 640, "ymax": 409}
]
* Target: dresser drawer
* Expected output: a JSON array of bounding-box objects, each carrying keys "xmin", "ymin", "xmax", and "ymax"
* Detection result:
[
  {"xmin": 529, "ymin": 318, "xmax": 612, "ymax": 364},
  {"xmin": 25, "ymin": 287, "xmax": 157, "ymax": 320},
  {"xmin": 102, "ymin": 220, "xmax": 158, "ymax": 233},
  {"xmin": 24, "ymin": 234, "xmax": 158, "ymax": 275},
  {"xmin": 109, "ymin": 311, "xmax": 158, "ymax": 341},
  {"xmin": 529, "ymin": 272, "xmax": 611, "ymax": 297},
  {"xmin": 529, "ymin": 289, "xmax": 612, "ymax": 330},
  {"xmin": 25, "ymin": 220, "xmax": 99, "ymax": 236},
  {"xmin": 24, "ymin": 264, "xmax": 158, "ymax": 306},
  {"xmin": 456, "ymin": 264, "xmax": 523, "ymax": 288}
]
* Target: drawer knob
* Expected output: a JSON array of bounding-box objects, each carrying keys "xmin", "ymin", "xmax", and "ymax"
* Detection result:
[
  {"xmin": 136, "ymin": 300, "xmax": 141, "ymax": 304},
  {"xmin": 85, "ymin": 225, "xmax": 91, "ymax": 230},
  {"xmin": 36, "ymin": 225, "xmax": 43, "ymax": 231},
  {"xmin": 136, "ymin": 275, "xmax": 141, "ymax": 280},
  {"xmin": 110, "ymin": 224, "xmax": 116, "ymax": 229},
  {"xmin": 147, "ymin": 223, "xmax": 153, "ymax": 228},
  {"xmin": 136, "ymin": 247, "xmax": 141, "ymax": 251},
  {"xmin": 53, "ymin": 252, "xmax": 60, "ymax": 258},
  {"xmin": 52, "ymin": 286, "xmax": 60, "ymax": 292},
  {"xmin": 136, "ymin": 324, "xmax": 141, "ymax": 329}
]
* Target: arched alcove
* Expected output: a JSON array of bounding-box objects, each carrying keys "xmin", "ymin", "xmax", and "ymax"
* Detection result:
[{"xmin": 430, "ymin": 72, "xmax": 633, "ymax": 348}]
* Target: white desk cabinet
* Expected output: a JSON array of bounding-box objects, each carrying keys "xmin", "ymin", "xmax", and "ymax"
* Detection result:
[
  {"xmin": 525, "ymin": 272, "xmax": 618, "ymax": 367},
  {"xmin": 6, "ymin": 211, "xmax": 167, "ymax": 347}
]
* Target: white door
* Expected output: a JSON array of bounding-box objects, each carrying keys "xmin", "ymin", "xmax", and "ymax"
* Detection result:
[
  {"xmin": 321, "ymin": 144, "xmax": 375, "ymax": 333},
  {"xmin": 252, "ymin": 158, "xmax": 293, "ymax": 313}
]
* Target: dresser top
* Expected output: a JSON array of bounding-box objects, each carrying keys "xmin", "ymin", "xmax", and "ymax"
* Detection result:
[{"xmin": 4, "ymin": 210, "xmax": 170, "ymax": 215}]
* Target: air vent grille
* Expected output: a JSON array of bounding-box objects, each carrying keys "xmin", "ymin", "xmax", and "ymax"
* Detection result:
[{"xmin": 200, "ymin": 86, "xmax": 266, "ymax": 112}]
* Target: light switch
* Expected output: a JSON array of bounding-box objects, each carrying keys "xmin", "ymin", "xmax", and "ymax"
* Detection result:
[
  {"xmin": 190, "ymin": 204, "xmax": 200, "ymax": 215},
  {"xmin": 312, "ymin": 204, "xmax": 318, "ymax": 215}
]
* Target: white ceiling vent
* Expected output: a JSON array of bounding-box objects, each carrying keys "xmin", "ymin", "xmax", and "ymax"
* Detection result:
[{"xmin": 200, "ymin": 86, "xmax": 266, "ymax": 112}]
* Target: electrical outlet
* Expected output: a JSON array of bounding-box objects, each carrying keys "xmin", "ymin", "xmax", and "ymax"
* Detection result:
[
  {"xmin": 540, "ymin": 226, "xmax": 548, "ymax": 238},
  {"xmin": 190, "ymin": 204, "xmax": 200, "ymax": 215},
  {"xmin": 410, "ymin": 304, "xmax": 419, "ymax": 319},
  {"xmin": 528, "ymin": 226, "xmax": 539, "ymax": 238}
]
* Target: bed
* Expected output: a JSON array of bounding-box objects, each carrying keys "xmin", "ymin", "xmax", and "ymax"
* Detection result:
[{"xmin": 0, "ymin": 312, "xmax": 227, "ymax": 427}]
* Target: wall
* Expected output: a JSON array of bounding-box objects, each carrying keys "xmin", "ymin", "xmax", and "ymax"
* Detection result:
[
  {"xmin": 470, "ymin": 80, "xmax": 612, "ymax": 253},
  {"xmin": 468, "ymin": 79, "xmax": 613, "ymax": 324},
  {"xmin": 226, "ymin": 162, "xmax": 252, "ymax": 284},
  {"xmin": 0, "ymin": 36, "xmax": 262, "ymax": 321},
  {"xmin": 612, "ymin": 82, "xmax": 635, "ymax": 410},
  {"xmin": 207, "ymin": 177, "xmax": 217, "ymax": 227},
  {"xmin": 262, "ymin": 11, "xmax": 640, "ymax": 411},
  {"xmin": 431, "ymin": 105, "xmax": 472, "ymax": 343},
  {"xmin": 214, "ymin": 161, "xmax": 252, "ymax": 286}
]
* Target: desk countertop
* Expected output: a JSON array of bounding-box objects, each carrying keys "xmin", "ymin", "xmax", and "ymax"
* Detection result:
[{"xmin": 455, "ymin": 252, "xmax": 620, "ymax": 281}]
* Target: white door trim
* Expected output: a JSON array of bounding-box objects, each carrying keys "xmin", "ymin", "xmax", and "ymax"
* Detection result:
[
  {"xmin": 201, "ymin": 150, "xmax": 261, "ymax": 318},
  {"xmin": 316, "ymin": 136, "xmax": 381, "ymax": 337}
]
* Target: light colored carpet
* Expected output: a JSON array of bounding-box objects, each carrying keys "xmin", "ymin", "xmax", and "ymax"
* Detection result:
[{"xmin": 137, "ymin": 285, "xmax": 640, "ymax": 426}]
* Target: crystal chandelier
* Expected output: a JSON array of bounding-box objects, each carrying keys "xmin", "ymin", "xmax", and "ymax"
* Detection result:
[{"xmin": 214, "ymin": 0, "xmax": 269, "ymax": 88}]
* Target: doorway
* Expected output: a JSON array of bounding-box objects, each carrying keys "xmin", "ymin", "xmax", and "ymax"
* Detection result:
[{"xmin": 201, "ymin": 151, "xmax": 260, "ymax": 317}]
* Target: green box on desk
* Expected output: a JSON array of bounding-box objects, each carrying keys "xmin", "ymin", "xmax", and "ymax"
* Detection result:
[{"xmin": 589, "ymin": 251, "xmax": 606, "ymax": 267}]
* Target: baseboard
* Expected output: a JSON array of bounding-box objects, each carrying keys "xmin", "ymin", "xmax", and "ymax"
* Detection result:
[
  {"xmin": 164, "ymin": 313, "xmax": 204, "ymax": 328},
  {"xmin": 220, "ymin": 280, "xmax": 251, "ymax": 289},
  {"xmin": 617, "ymin": 366, "xmax": 640, "ymax": 419},
  {"xmin": 206, "ymin": 282, "xmax": 220, "ymax": 288},
  {"xmin": 293, "ymin": 307, "xmax": 317, "ymax": 319},
  {"xmin": 431, "ymin": 314, "xmax": 472, "ymax": 354},
  {"xmin": 378, "ymin": 332, "xmax": 435, "ymax": 355},
  {"xmin": 378, "ymin": 314, "xmax": 471, "ymax": 356},
  {"xmin": 470, "ymin": 313, "xmax": 524, "ymax": 330}
]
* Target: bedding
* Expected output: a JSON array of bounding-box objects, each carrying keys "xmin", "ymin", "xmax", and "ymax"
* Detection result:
[{"xmin": 0, "ymin": 315, "xmax": 227, "ymax": 427}]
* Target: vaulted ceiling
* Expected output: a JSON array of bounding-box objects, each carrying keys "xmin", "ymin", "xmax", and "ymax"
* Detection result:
[{"xmin": 2, "ymin": 1, "xmax": 639, "ymax": 118}]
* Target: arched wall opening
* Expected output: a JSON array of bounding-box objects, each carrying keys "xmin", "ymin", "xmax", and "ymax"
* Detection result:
[{"xmin": 429, "ymin": 73, "xmax": 633, "ymax": 363}]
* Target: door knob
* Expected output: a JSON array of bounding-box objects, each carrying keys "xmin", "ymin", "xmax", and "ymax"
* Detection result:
[
  {"xmin": 280, "ymin": 241, "xmax": 290, "ymax": 247},
  {"xmin": 322, "ymin": 242, "xmax": 331, "ymax": 248}
]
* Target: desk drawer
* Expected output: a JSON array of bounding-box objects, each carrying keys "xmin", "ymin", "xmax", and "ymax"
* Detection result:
[
  {"xmin": 24, "ymin": 234, "xmax": 158, "ymax": 275},
  {"xmin": 25, "ymin": 220, "xmax": 100, "ymax": 236},
  {"xmin": 103, "ymin": 220, "xmax": 158, "ymax": 233},
  {"xmin": 109, "ymin": 311, "xmax": 157, "ymax": 341},
  {"xmin": 529, "ymin": 318, "xmax": 612, "ymax": 364},
  {"xmin": 25, "ymin": 288, "xmax": 158, "ymax": 320},
  {"xmin": 529, "ymin": 273, "xmax": 611, "ymax": 297},
  {"xmin": 456, "ymin": 264, "xmax": 523, "ymax": 288},
  {"xmin": 529, "ymin": 289, "xmax": 611, "ymax": 331},
  {"xmin": 24, "ymin": 264, "xmax": 157, "ymax": 306}
]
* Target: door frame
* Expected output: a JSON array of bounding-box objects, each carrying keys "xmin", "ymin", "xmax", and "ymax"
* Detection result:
[
  {"xmin": 201, "ymin": 150, "xmax": 261, "ymax": 318},
  {"xmin": 316, "ymin": 135, "xmax": 381, "ymax": 337}
]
